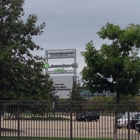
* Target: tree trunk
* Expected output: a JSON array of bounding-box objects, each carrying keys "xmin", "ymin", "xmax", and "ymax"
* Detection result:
[{"xmin": 113, "ymin": 92, "xmax": 119, "ymax": 140}]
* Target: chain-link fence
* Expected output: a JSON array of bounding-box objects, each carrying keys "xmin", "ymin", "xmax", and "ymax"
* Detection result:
[{"xmin": 0, "ymin": 100, "xmax": 140, "ymax": 140}]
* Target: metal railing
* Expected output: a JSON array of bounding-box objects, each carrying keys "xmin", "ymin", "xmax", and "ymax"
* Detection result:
[{"xmin": 0, "ymin": 100, "xmax": 140, "ymax": 140}]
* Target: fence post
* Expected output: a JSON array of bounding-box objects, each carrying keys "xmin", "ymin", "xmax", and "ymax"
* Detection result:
[
  {"xmin": 17, "ymin": 100, "xmax": 20, "ymax": 140},
  {"xmin": 127, "ymin": 100, "xmax": 130, "ymax": 140},
  {"xmin": 0, "ymin": 110, "xmax": 1, "ymax": 137},
  {"xmin": 70, "ymin": 100, "xmax": 73, "ymax": 140}
]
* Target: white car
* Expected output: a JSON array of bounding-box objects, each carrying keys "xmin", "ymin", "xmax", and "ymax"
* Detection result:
[{"xmin": 117, "ymin": 112, "xmax": 138, "ymax": 128}]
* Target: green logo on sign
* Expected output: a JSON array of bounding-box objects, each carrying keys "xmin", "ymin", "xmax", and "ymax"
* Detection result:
[
  {"xmin": 44, "ymin": 63, "xmax": 50, "ymax": 69},
  {"xmin": 44, "ymin": 63, "xmax": 66, "ymax": 73},
  {"xmin": 54, "ymin": 68, "xmax": 65, "ymax": 73}
]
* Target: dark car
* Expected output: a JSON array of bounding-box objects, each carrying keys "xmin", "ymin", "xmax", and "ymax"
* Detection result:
[
  {"xmin": 127, "ymin": 113, "xmax": 140, "ymax": 129},
  {"xmin": 135, "ymin": 121, "xmax": 140, "ymax": 132},
  {"xmin": 76, "ymin": 111, "xmax": 99, "ymax": 121}
]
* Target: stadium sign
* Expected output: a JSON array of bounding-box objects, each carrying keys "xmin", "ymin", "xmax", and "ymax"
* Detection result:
[{"xmin": 44, "ymin": 63, "xmax": 78, "ymax": 69}]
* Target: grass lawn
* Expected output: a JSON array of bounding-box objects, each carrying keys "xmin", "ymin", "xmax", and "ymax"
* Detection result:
[
  {"xmin": 4, "ymin": 117, "xmax": 69, "ymax": 121},
  {"xmin": 0, "ymin": 137, "xmax": 130, "ymax": 140}
]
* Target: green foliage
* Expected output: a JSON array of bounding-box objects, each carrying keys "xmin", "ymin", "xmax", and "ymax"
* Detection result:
[
  {"xmin": 112, "ymin": 94, "xmax": 135, "ymax": 102},
  {"xmin": 69, "ymin": 81, "xmax": 85, "ymax": 101},
  {"xmin": 68, "ymin": 81, "xmax": 85, "ymax": 114},
  {"xmin": 88, "ymin": 97, "xmax": 114, "ymax": 112},
  {"xmin": 93, "ymin": 96, "xmax": 113, "ymax": 102},
  {"xmin": 81, "ymin": 23, "xmax": 140, "ymax": 102},
  {"xmin": 55, "ymin": 99, "xmax": 70, "ymax": 112},
  {"xmin": 81, "ymin": 23, "xmax": 140, "ymax": 138},
  {"xmin": 29, "ymin": 102, "xmax": 52, "ymax": 117},
  {"xmin": 0, "ymin": 0, "xmax": 55, "ymax": 100}
]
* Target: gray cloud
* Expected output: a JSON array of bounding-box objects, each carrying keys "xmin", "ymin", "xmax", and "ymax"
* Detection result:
[{"xmin": 23, "ymin": 0, "xmax": 140, "ymax": 75}]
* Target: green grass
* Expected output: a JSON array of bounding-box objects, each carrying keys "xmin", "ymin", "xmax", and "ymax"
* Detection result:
[
  {"xmin": 4, "ymin": 117, "xmax": 69, "ymax": 121},
  {"xmin": 0, "ymin": 137, "xmax": 131, "ymax": 140}
]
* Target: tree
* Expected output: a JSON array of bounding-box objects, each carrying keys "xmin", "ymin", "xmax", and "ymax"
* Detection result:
[
  {"xmin": 81, "ymin": 23, "xmax": 140, "ymax": 140},
  {"xmin": 68, "ymin": 81, "xmax": 85, "ymax": 115},
  {"xmin": 69, "ymin": 81, "xmax": 83, "ymax": 100},
  {"xmin": 0, "ymin": 0, "xmax": 54, "ymax": 100}
]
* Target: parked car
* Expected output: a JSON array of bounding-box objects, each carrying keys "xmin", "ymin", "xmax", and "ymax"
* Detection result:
[
  {"xmin": 135, "ymin": 121, "xmax": 140, "ymax": 132},
  {"xmin": 127, "ymin": 113, "xmax": 140, "ymax": 129},
  {"xmin": 76, "ymin": 111, "xmax": 99, "ymax": 121},
  {"xmin": 117, "ymin": 112, "xmax": 139, "ymax": 128}
]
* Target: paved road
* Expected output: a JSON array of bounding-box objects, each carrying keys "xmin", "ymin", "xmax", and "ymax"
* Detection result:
[{"xmin": 1, "ymin": 116, "xmax": 140, "ymax": 139}]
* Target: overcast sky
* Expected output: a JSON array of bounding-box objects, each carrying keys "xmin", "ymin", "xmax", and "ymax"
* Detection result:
[{"xmin": 23, "ymin": 0, "xmax": 140, "ymax": 77}]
